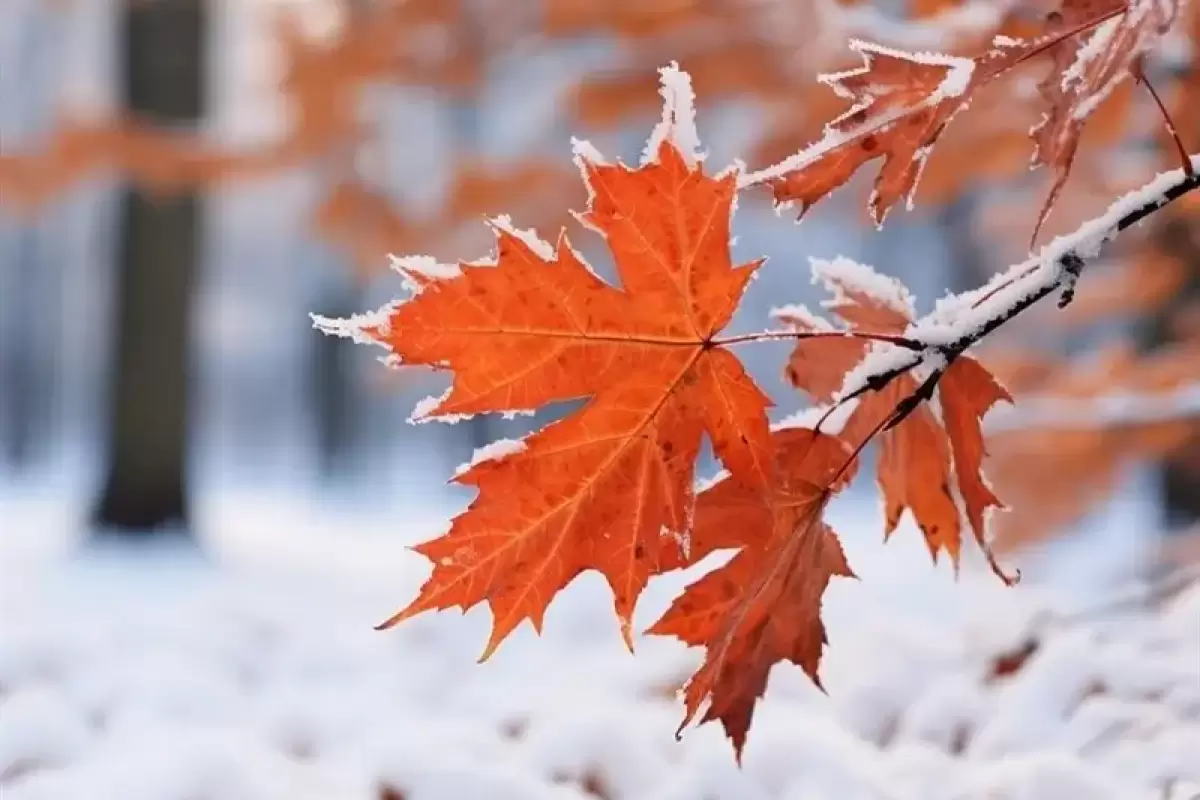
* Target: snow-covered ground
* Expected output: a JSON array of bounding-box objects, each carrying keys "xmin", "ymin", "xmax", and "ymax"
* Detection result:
[{"xmin": 2, "ymin": 479, "xmax": 1198, "ymax": 800}]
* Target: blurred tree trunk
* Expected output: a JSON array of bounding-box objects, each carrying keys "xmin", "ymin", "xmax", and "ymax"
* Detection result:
[
  {"xmin": 1142, "ymin": 217, "xmax": 1200, "ymax": 529},
  {"xmin": 448, "ymin": 28, "xmax": 494, "ymax": 453},
  {"xmin": 310, "ymin": 0, "xmax": 370, "ymax": 481},
  {"xmin": 312, "ymin": 273, "xmax": 360, "ymax": 478},
  {"xmin": 92, "ymin": 0, "xmax": 205, "ymax": 535},
  {"xmin": 937, "ymin": 191, "xmax": 989, "ymax": 295},
  {"xmin": 1, "ymin": 225, "xmax": 54, "ymax": 469},
  {"xmin": 2, "ymin": 227, "xmax": 35, "ymax": 467}
]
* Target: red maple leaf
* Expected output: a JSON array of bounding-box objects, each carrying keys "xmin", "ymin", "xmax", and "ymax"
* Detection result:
[
  {"xmin": 743, "ymin": 1, "xmax": 1138, "ymax": 228},
  {"xmin": 316, "ymin": 68, "xmax": 776, "ymax": 656},
  {"xmin": 648, "ymin": 427, "xmax": 858, "ymax": 758}
]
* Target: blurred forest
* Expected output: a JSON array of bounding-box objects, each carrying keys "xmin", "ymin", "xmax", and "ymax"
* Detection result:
[{"xmin": 1, "ymin": 0, "xmax": 1198, "ymax": 561}]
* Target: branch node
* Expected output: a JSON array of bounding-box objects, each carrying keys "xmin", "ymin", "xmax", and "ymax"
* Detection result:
[{"xmin": 1057, "ymin": 252, "xmax": 1086, "ymax": 309}]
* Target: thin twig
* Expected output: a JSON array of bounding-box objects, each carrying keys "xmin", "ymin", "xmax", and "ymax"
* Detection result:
[{"xmin": 1136, "ymin": 59, "xmax": 1196, "ymax": 179}]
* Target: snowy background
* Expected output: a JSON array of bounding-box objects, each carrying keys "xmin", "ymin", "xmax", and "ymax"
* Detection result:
[{"xmin": 2, "ymin": 1, "xmax": 1198, "ymax": 798}]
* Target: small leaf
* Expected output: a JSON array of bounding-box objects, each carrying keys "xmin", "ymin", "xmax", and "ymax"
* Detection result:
[
  {"xmin": 647, "ymin": 427, "xmax": 857, "ymax": 758},
  {"xmin": 780, "ymin": 260, "xmax": 1015, "ymax": 581}
]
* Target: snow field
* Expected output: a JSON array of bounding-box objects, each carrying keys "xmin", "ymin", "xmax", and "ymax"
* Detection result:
[{"xmin": 1, "ymin": 491, "xmax": 1198, "ymax": 800}]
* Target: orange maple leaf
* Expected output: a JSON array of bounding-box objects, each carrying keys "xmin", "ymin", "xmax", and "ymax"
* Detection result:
[
  {"xmin": 316, "ymin": 67, "xmax": 776, "ymax": 657},
  {"xmin": 747, "ymin": 39, "xmax": 983, "ymax": 224},
  {"xmin": 743, "ymin": 5, "xmax": 1126, "ymax": 225},
  {"xmin": 1030, "ymin": 0, "xmax": 1181, "ymax": 241},
  {"xmin": 777, "ymin": 259, "xmax": 1017, "ymax": 583},
  {"xmin": 648, "ymin": 427, "xmax": 857, "ymax": 758}
]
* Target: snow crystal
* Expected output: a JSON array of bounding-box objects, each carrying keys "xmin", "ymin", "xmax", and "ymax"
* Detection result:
[
  {"xmin": 904, "ymin": 144, "xmax": 936, "ymax": 212},
  {"xmin": 311, "ymin": 255, "xmax": 460, "ymax": 352},
  {"xmin": 835, "ymin": 343, "xmax": 922, "ymax": 403},
  {"xmin": 769, "ymin": 303, "xmax": 836, "ymax": 331},
  {"xmin": 407, "ymin": 388, "xmax": 474, "ymax": 426},
  {"xmin": 569, "ymin": 136, "xmax": 608, "ymax": 170},
  {"xmin": 774, "ymin": 401, "xmax": 859, "ymax": 436},
  {"xmin": 389, "ymin": 253, "xmax": 463, "ymax": 282},
  {"xmin": 310, "ymin": 306, "xmax": 396, "ymax": 351},
  {"xmin": 694, "ymin": 469, "xmax": 731, "ymax": 495},
  {"xmin": 489, "ymin": 215, "xmax": 555, "ymax": 262},
  {"xmin": 914, "ymin": 154, "xmax": 1200, "ymax": 351},
  {"xmin": 641, "ymin": 62, "xmax": 704, "ymax": 167},
  {"xmin": 1061, "ymin": 18, "xmax": 1120, "ymax": 92},
  {"xmin": 810, "ymin": 256, "xmax": 916, "ymax": 317},
  {"xmin": 454, "ymin": 438, "xmax": 528, "ymax": 477}
]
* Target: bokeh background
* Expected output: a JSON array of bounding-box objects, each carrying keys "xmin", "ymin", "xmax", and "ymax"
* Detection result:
[{"xmin": 1, "ymin": 1, "xmax": 1198, "ymax": 798}]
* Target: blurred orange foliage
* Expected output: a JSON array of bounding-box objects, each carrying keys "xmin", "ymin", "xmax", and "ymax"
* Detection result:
[{"xmin": 1, "ymin": 0, "xmax": 1198, "ymax": 559}]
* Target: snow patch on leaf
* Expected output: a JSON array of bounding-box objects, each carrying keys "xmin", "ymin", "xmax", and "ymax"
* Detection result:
[
  {"xmin": 455, "ymin": 438, "xmax": 528, "ymax": 477},
  {"xmin": 310, "ymin": 307, "xmax": 396, "ymax": 350},
  {"xmin": 771, "ymin": 303, "xmax": 836, "ymax": 331},
  {"xmin": 642, "ymin": 62, "xmax": 704, "ymax": 167},
  {"xmin": 390, "ymin": 254, "xmax": 464, "ymax": 296},
  {"xmin": 489, "ymin": 215, "xmax": 555, "ymax": 262},
  {"xmin": 570, "ymin": 136, "xmax": 609, "ymax": 169},
  {"xmin": 811, "ymin": 256, "xmax": 917, "ymax": 317},
  {"xmin": 408, "ymin": 388, "xmax": 475, "ymax": 426},
  {"xmin": 837, "ymin": 343, "xmax": 921, "ymax": 402},
  {"xmin": 776, "ymin": 401, "xmax": 859, "ymax": 436},
  {"xmin": 694, "ymin": 469, "xmax": 731, "ymax": 495},
  {"xmin": 1061, "ymin": 18, "xmax": 1120, "ymax": 92}
]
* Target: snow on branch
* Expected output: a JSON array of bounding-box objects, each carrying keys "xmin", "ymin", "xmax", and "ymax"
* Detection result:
[
  {"xmin": 914, "ymin": 154, "xmax": 1200, "ymax": 351},
  {"xmin": 828, "ymin": 154, "xmax": 1200, "ymax": 426}
]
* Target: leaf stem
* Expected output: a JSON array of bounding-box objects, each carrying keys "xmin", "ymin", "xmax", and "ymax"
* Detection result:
[
  {"xmin": 1135, "ymin": 60, "xmax": 1196, "ymax": 179},
  {"xmin": 713, "ymin": 329, "xmax": 923, "ymax": 349}
]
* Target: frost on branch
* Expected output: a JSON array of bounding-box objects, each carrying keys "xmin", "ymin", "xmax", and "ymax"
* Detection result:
[{"xmin": 916, "ymin": 154, "xmax": 1200, "ymax": 349}]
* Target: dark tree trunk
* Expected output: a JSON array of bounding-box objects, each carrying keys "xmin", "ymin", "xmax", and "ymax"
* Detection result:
[
  {"xmin": 92, "ymin": 0, "xmax": 205, "ymax": 535},
  {"xmin": 2, "ymin": 226, "xmax": 41, "ymax": 468},
  {"xmin": 312, "ymin": 277, "xmax": 361, "ymax": 478},
  {"xmin": 1141, "ymin": 217, "xmax": 1200, "ymax": 529}
]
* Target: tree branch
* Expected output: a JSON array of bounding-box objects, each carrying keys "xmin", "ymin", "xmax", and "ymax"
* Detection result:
[{"xmin": 827, "ymin": 155, "xmax": 1200, "ymax": 458}]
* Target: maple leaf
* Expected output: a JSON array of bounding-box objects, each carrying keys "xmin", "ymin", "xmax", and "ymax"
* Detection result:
[
  {"xmin": 647, "ymin": 427, "xmax": 857, "ymax": 759},
  {"xmin": 315, "ymin": 66, "xmax": 774, "ymax": 657},
  {"xmin": 777, "ymin": 258, "xmax": 1017, "ymax": 582},
  {"xmin": 1030, "ymin": 0, "xmax": 1181, "ymax": 242},
  {"xmin": 741, "ymin": 5, "xmax": 1129, "ymax": 225},
  {"xmin": 745, "ymin": 39, "xmax": 982, "ymax": 225}
]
